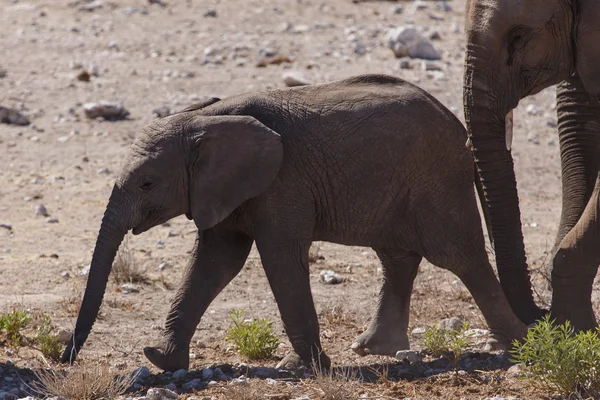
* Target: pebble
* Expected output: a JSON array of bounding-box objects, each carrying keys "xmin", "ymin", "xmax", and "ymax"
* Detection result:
[
  {"xmin": 172, "ymin": 369, "xmax": 187, "ymax": 381},
  {"xmin": 164, "ymin": 383, "xmax": 177, "ymax": 391},
  {"xmin": 79, "ymin": 264, "xmax": 90, "ymax": 276},
  {"xmin": 230, "ymin": 376, "xmax": 248, "ymax": 386},
  {"xmin": 146, "ymin": 387, "xmax": 179, "ymax": 400},
  {"xmin": 506, "ymin": 363, "xmax": 524, "ymax": 377},
  {"xmin": 57, "ymin": 329, "xmax": 72, "ymax": 343},
  {"xmin": 0, "ymin": 106, "xmax": 30, "ymax": 126},
  {"xmin": 153, "ymin": 106, "xmax": 171, "ymax": 118},
  {"xmin": 203, "ymin": 9, "xmax": 217, "ymax": 17},
  {"xmin": 182, "ymin": 378, "xmax": 203, "ymax": 390},
  {"xmin": 387, "ymin": 26, "xmax": 441, "ymax": 60},
  {"xmin": 282, "ymin": 72, "xmax": 312, "ymax": 87},
  {"xmin": 0, "ymin": 66, "xmax": 6, "ymax": 78},
  {"xmin": 395, "ymin": 350, "xmax": 424, "ymax": 363},
  {"xmin": 399, "ymin": 58, "xmax": 412, "ymax": 69},
  {"xmin": 35, "ymin": 204, "xmax": 49, "ymax": 217},
  {"xmin": 436, "ymin": 1, "xmax": 452, "ymax": 12},
  {"xmin": 46, "ymin": 217, "xmax": 59, "ymax": 224},
  {"xmin": 156, "ymin": 240, "xmax": 166, "ymax": 249},
  {"xmin": 0, "ymin": 224, "xmax": 12, "ymax": 231},
  {"xmin": 411, "ymin": 327, "xmax": 426, "ymax": 335},
  {"xmin": 158, "ymin": 262, "xmax": 170, "ymax": 271},
  {"xmin": 319, "ymin": 270, "xmax": 344, "ymax": 284},
  {"xmin": 78, "ymin": 0, "xmax": 103, "ymax": 12},
  {"xmin": 391, "ymin": 5, "xmax": 403, "ymax": 14},
  {"xmin": 201, "ymin": 368, "xmax": 214, "ymax": 380},
  {"xmin": 133, "ymin": 366, "xmax": 152, "ymax": 381},
  {"xmin": 438, "ymin": 316, "xmax": 464, "ymax": 331},
  {"xmin": 121, "ymin": 283, "xmax": 140, "ymax": 293},
  {"xmin": 423, "ymin": 61, "xmax": 443, "ymax": 71},
  {"xmin": 83, "ymin": 101, "xmax": 130, "ymax": 121}
]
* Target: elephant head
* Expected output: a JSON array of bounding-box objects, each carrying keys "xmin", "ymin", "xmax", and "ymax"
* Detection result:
[
  {"xmin": 61, "ymin": 110, "xmax": 283, "ymax": 363},
  {"xmin": 463, "ymin": 0, "xmax": 600, "ymax": 325}
]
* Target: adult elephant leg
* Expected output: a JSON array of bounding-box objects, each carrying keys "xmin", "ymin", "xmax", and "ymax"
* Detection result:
[
  {"xmin": 555, "ymin": 76, "xmax": 600, "ymax": 247},
  {"xmin": 144, "ymin": 228, "xmax": 253, "ymax": 371},
  {"xmin": 255, "ymin": 239, "xmax": 330, "ymax": 370},
  {"xmin": 351, "ymin": 249, "xmax": 421, "ymax": 356},
  {"xmin": 552, "ymin": 176, "xmax": 600, "ymax": 331}
]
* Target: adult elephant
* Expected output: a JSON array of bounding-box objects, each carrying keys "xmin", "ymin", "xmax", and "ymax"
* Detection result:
[{"xmin": 464, "ymin": 0, "xmax": 600, "ymax": 329}]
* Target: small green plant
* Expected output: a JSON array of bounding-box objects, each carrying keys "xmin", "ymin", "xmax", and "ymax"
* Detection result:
[
  {"xmin": 511, "ymin": 315, "xmax": 600, "ymax": 397},
  {"xmin": 423, "ymin": 322, "xmax": 472, "ymax": 371},
  {"xmin": 0, "ymin": 309, "xmax": 31, "ymax": 347},
  {"xmin": 226, "ymin": 309, "xmax": 280, "ymax": 360},
  {"xmin": 36, "ymin": 315, "xmax": 63, "ymax": 361}
]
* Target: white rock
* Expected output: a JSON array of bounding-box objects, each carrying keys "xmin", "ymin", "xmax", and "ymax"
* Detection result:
[
  {"xmin": 282, "ymin": 72, "xmax": 312, "ymax": 87},
  {"xmin": 158, "ymin": 262, "xmax": 170, "ymax": 271},
  {"xmin": 35, "ymin": 204, "xmax": 49, "ymax": 217},
  {"xmin": 319, "ymin": 270, "xmax": 344, "ymax": 284},
  {"xmin": 120, "ymin": 283, "xmax": 139, "ymax": 294},
  {"xmin": 57, "ymin": 329, "xmax": 73, "ymax": 343},
  {"xmin": 83, "ymin": 101, "xmax": 129, "ymax": 120},
  {"xmin": 146, "ymin": 387, "xmax": 179, "ymax": 400},
  {"xmin": 438, "ymin": 316, "xmax": 464, "ymax": 331},
  {"xmin": 411, "ymin": 327, "xmax": 426, "ymax": 335},
  {"xmin": 395, "ymin": 350, "xmax": 424, "ymax": 363},
  {"xmin": 387, "ymin": 26, "xmax": 441, "ymax": 60}
]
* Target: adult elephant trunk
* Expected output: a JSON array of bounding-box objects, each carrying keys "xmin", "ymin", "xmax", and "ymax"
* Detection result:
[
  {"xmin": 464, "ymin": 53, "xmax": 543, "ymax": 325},
  {"xmin": 61, "ymin": 186, "xmax": 129, "ymax": 363}
]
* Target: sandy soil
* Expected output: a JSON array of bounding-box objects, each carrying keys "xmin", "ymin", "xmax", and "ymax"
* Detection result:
[{"xmin": 0, "ymin": 0, "xmax": 593, "ymax": 398}]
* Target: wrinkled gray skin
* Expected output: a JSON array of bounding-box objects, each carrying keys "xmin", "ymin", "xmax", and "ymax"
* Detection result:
[
  {"xmin": 464, "ymin": 0, "xmax": 600, "ymax": 329},
  {"xmin": 62, "ymin": 74, "xmax": 527, "ymax": 371}
]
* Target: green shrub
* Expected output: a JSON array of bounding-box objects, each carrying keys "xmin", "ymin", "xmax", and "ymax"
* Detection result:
[
  {"xmin": 511, "ymin": 315, "xmax": 600, "ymax": 397},
  {"xmin": 36, "ymin": 315, "xmax": 63, "ymax": 361},
  {"xmin": 0, "ymin": 309, "xmax": 31, "ymax": 347},
  {"xmin": 226, "ymin": 309, "xmax": 280, "ymax": 360},
  {"xmin": 423, "ymin": 322, "xmax": 472, "ymax": 370}
]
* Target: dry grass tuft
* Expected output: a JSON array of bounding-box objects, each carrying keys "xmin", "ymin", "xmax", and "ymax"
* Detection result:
[
  {"xmin": 104, "ymin": 298, "xmax": 137, "ymax": 311},
  {"xmin": 308, "ymin": 242, "xmax": 324, "ymax": 264},
  {"xmin": 112, "ymin": 236, "xmax": 148, "ymax": 284},
  {"xmin": 310, "ymin": 366, "xmax": 358, "ymax": 400},
  {"xmin": 319, "ymin": 303, "xmax": 356, "ymax": 327},
  {"xmin": 31, "ymin": 364, "xmax": 135, "ymax": 400},
  {"xmin": 221, "ymin": 385, "xmax": 263, "ymax": 400}
]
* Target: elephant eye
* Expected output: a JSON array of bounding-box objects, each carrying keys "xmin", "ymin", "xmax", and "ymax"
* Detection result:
[{"xmin": 140, "ymin": 178, "xmax": 155, "ymax": 191}]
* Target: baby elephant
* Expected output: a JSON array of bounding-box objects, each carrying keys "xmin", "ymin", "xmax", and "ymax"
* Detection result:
[{"xmin": 62, "ymin": 74, "xmax": 527, "ymax": 370}]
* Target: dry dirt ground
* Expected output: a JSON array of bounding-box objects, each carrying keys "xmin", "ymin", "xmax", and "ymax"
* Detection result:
[{"xmin": 0, "ymin": 0, "xmax": 596, "ymax": 399}]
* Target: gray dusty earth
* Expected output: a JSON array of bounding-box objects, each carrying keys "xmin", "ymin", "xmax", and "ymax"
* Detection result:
[{"xmin": 0, "ymin": 0, "xmax": 594, "ymax": 399}]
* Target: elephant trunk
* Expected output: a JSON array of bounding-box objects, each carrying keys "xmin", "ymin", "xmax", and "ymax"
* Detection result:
[
  {"xmin": 61, "ymin": 186, "xmax": 129, "ymax": 363},
  {"xmin": 464, "ymin": 57, "xmax": 542, "ymax": 325}
]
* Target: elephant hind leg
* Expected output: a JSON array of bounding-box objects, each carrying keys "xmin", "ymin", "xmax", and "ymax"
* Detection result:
[{"xmin": 351, "ymin": 249, "xmax": 421, "ymax": 357}]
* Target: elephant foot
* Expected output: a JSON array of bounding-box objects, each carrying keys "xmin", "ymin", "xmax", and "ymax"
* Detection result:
[
  {"xmin": 483, "ymin": 328, "xmax": 525, "ymax": 352},
  {"xmin": 276, "ymin": 351, "xmax": 331, "ymax": 371},
  {"xmin": 351, "ymin": 327, "xmax": 409, "ymax": 357},
  {"xmin": 143, "ymin": 343, "xmax": 189, "ymax": 372}
]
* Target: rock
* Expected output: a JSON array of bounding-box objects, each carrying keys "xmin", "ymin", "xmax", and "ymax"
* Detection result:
[
  {"xmin": 506, "ymin": 363, "xmax": 524, "ymax": 378},
  {"xmin": 133, "ymin": 366, "xmax": 152, "ymax": 381},
  {"xmin": 0, "ymin": 224, "xmax": 12, "ymax": 231},
  {"xmin": 0, "ymin": 67, "xmax": 7, "ymax": 78},
  {"xmin": 464, "ymin": 328, "xmax": 489, "ymax": 337},
  {"xmin": 203, "ymin": 9, "xmax": 217, "ymax": 17},
  {"xmin": 156, "ymin": 240, "xmax": 165, "ymax": 249},
  {"xmin": 147, "ymin": 387, "xmax": 179, "ymax": 400},
  {"xmin": 79, "ymin": 0, "xmax": 103, "ymax": 12},
  {"xmin": 164, "ymin": 383, "xmax": 177, "ymax": 391},
  {"xmin": 395, "ymin": 350, "xmax": 424, "ymax": 363},
  {"xmin": 423, "ymin": 61, "xmax": 443, "ymax": 71},
  {"xmin": 158, "ymin": 262, "xmax": 170, "ymax": 271},
  {"xmin": 436, "ymin": 1, "xmax": 452, "ymax": 12},
  {"xmin": 319, "ymin": 270, "xmax": 344, "ymax": 284},
  {"xmin": 259, "ymin": 47, "xmax": 278, "ymax": 58},
  {"xmin": 353, "ymin": 42, "xmax": 367, "ymax": 55},
  {"xmin": 438, "ymin": 316, "xmax": 464, "ymax": 331},
  {"xmin": 172, "ymin": 369, "xmax": 187, "ymax": 381},
  {"xmin": 148, "ymin": 0, "xmax": 167, "ymax": 6},
  {"xmin": 35, "ymin": 204, "xmax": 49, "ymax": 217},
  {"xmin": 46, "ymin": 217, "xmax": 59, "ymax": 224},
  {"xmin": 387, "ymin": 26, "xmax": 441, "ymax": 60},
  {"xmin": 391, "ymin": 5, "xmax": 403, "ymax": 14},
  {"xmin": 282, "ymin": 72, "xmax": 312, "ymax": 87},
  {"xmin": 83, "ymin": 101, "xmax": 130, "ymax": 121},
  {"xmin": 399, "ymin": 58, "xmax": 412, "ymax": 69},
  {"xmin": 411, "ymin": 327, "xmax": 426, "ymax": 336},
  {"xmin": 153, "ymin": 106, "xmax": 171, "ymax": 118},
  {"xmin": 230, "ymin": 376, "xmax": 248, "ymax": 386},
  {"xmin": 0, "ymin": 107, "xmax": 30, "ymax": 126},
  {"xmin": 213, "ymin": 367, "xmax": 228, "ymax": 381},
  {"xmin": 182, "ymin": 378, "xmax": 203, "ymax": 390},
  {"xmin": 201, "ymin": 368, "xmax": 214, "ymax": 380},
  {"xmin": 412, "ymin": 0, "xmax": 428, "ymax": 11},
  {"xmin": 76, "ymin": 70, "xmax": 91, "ymax": 82},
  {"xmin": 120, "ymin": 283, "xmax": 139, "ymax": 294},
  {"xmin": 251, "ymin": 366, "xmax": 277, "ymax": 379},
  {"xmin": 57, "ymin": 329, "xmax": 72, "ymax": 344},
  {"xmin": 428, "ymin": 31, "xmax": 441, "ymax": 40},
  {"xmin": 266, "ymin": 378, "xmax": 277, "ymax": 385},
  {"xmin": 79, "ymin": 264, "xmax": 90, "ymax": 276}
]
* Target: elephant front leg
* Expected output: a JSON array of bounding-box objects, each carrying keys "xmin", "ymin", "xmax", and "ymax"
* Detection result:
[
  {"xmin": 351, "ymin": 249, "xmax": 421, "ymax": 356},
  {"xmin": 144, "ymin": 228, "xmax": 253, "ymax": 371},
  {"xmin": 256, "ymin": 239, "xmax": 330, "ymax": 370},
  {"xmin": 552, "ymin": 179, "xmax": 600, "ymax": 331}
]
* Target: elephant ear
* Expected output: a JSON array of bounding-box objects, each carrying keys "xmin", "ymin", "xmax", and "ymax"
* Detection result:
[
  {"xmin": 576, "ymin": 1, "xmax": 600, "ymax": 94},
  {"xmin": 188, "ymin": 115, "xmax": 283, "ymax": 231}
]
